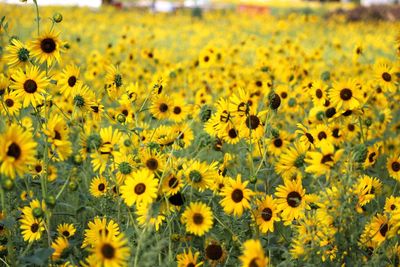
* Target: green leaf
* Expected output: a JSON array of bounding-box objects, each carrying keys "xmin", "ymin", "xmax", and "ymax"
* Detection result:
[{"xmin": 20, "ymin": 248, "xmax": 55, "ymax": 266}]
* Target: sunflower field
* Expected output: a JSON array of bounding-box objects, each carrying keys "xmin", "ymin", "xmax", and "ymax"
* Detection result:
[{"xmin": 0, "ymin": 1, "xmax": 399, "ymax": 266}]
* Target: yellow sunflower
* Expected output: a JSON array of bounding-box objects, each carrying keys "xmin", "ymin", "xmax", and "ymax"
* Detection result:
[
  {"xmin": 91, "ymin": 232, "xmax": 130, "ymax": 267},
  {"xmin": 220, "ymin": 174, "xmax": 253, "ymax": 217},
  {"xmin": 29, "ymin": 29, "xmax": 64, "ymax": 66},
  {"xmin": 253, "ymin": 195, "xmax": 280, "ymax": 234},
  {"xmin": 4, "ymin": 38, "xmax": 31, "ymax": 69},
  {"xmin": 239, "ymin": 239, "xmax": 269, "ymax": 267},
  {"xmin": 19, "ymin": 213, "xmax": 44, "ymax": 243},
  {"xmin": 275, "ymin": 179, "xmax": 309, "ymax": 224},
  {"xmin": 177, "ymin": 249, "xmax": 203, "ymax": 267},
  {"xmin": 120, "ymin": 168, "xmax": 159, "ymax": 207},
  {"xmin": 82, "ymin": 217, "xmax": 120, "ymax": 248},
  {"xmin": 10, "ymin": 65, "xmax": 49, "ymax": 107},
  {"xmin": 328, "ymin": 79, "xmax": 362, "ymax": 111},
  {"xmin": 57, "ymin": 64, "xmax": 82, "ymax": 97},
  {"xmin": 0, "ymin": 124, "xmax": 37, "ymax": 179},
  {"xmin": 181, "ymin": 202, "xmax": 213, "ymax": 236},
  {"xmin": 89, "ymin": 176, "xmax": 108, "ymax": 198},
  {"xmin": 51, "ymin": 236, "xmax": 69, "ymax": 260},
  {"xmin": 57, "ymin": 223, "xmax": 76, "ymax": 238},
  {"xmin": 387, "ymin": 155, "xmax": 400, "ymax": 181}
]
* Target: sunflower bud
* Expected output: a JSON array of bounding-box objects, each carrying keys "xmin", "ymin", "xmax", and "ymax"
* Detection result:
[
  {"xmin": 117, "ymin": 113, "xmax": 126, "ymax": 123},
  {"xmin": 73, "ymin": 154, "xmax": 82, "ymax": 165},
  {"xmin": 68, "ymin": 180, "xmax": 78, "ymax": 191},
  {"xmin": 45, "ymin": 195, "xmax": 56, "ymax": 208},
  {"xmin": 364, "ymin": 118, "xmax": 372, "ymax": 127},
  {"xmin": 249, "ymin": 175, "xmax": 257, "ymax": 184},
  {"xmin": 354, "ymin": 144, "xmax": 368, "ymax": 163},
  {"xmin": 321, "ymin": 71, "xmax": 330, "ymax": 81},
  {"xmin": 53, "ymin": 13, "xmax": 63, "ymax": 23},
  {"xmin": 32, "ymin": 207, "xmax": 43, "ymax": 218},
  {"xmin": 200, "ymin": 105, "xmax": 212, "ymax": 122},
  {"xmin": 1, "ymin": 178, "xmax": 13, "ymax": 191}
]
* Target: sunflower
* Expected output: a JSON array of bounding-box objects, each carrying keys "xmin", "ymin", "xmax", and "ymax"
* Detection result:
[
  {"xmin": 19, "ymin": 213, "xmax": 44, "ymax": 243},
  {"xmin": 0, "ymin": 124, "xmax": 37, "ymax": 179},
  {"xmin": 51, "ymin": 236, "xmax": 69, "ymax": 260},
  {"xmin": 305, "ymin": 140, "xmax": 344, "ymax": 177},
  {"xmin": 140, "ymin": 148, "xmax": 166, "ymax": 173},
  {"xmin": 181, "ymin": 202, "xmax": 213, "ymax": 236},
  {"xmin": 295, "ymin": 123, "xmax": 315, "ymax": 149},
  {"xmin": 57, "ymin": 223, "xmax": 76, "ymax": 238},
  {"xmin": 176, "ymin": 249, "xmax": 203, "ymax": 267},
  {"xmin": 253, "ymin": 195, "xmax": 280, "ymax": 234},
  {"xmin": 275, "ymin": 141, "xmax": 308, "ymax": 181},
  {"xmin": 387, "ymin": 155, "xmax": 400, "ymax": 181},
  {"xmin": 170, "ymin": 94, "xmax": 190, "ymax": 122},
  {"xmin": 43, "ymin": 114, "xmax": 72, "ymax": 161},
  {"xmin": 82, "ymin": 217, "xmax": 120, "ymax": 248},
  {"xmin": 71, "ymin": 84, "xmax": 95, "ymax": 114},
  {"xmin": 136, "ymin": 202, "xmax": 166, "ymax": 231},
  {"xmin": 183, "ymin": 160, "xmax": 218, "ymax": 192},
  {"xmin": 328, "ymin": 79, "xmax": 362, "ymax": 111},
  {"xmin": 384, "ymin": 196, "xmax": 400, "ymax": 214},
  {"xmin": 310, "ymin": 80, "xmax": 327, "ymax": 107},
  {"xmin": 91, "ymin": 232, "xmax": 130, "ymax": 267},
  {"xmin": 239, "ymin": 110, "xmax": 266, "ymax": 141},
  {"xmin": 173, "ymin": 123, "xmax": 195, "ymax": 149},
  {"xmin": 369, "ymin": 214, "xmax": 391, "ymax": 245},
  {"xmin": 120, "ymin": 168, "xmax": 159, "ymax": 207},
  {"xmin": 352, "ymin": 175, "xmax": 382, "ymax": 213},
  {"xmin": 29, "ymin": 29, "xmax": 64, "ymax": 66},
  {"xmin": 105, "ymin": 65, "xmax": 124, "ymax": 99},
  {"xmin": 205, "ymin": 240, "xmax": 226, "ymax": 264},
  {"xmin": 4, "ymin": 38, "xmax": 31, "ymax": 69},
  {"xmin": 10, "ymin": 65, "xmax": 49, "ymax": 107},
  {"xmin": 267, "ymin": 130, "xmax": 289, "ymax": 156},
  {"xmin": 239, "ymin": 239, "xmax": 268, "ymax": 267},
  {"xmin": 161, "ymin": 172, "xmax": 183, "ymax": 196},
  {"xmin": 89, "ymin": 176, "xmax": 108, "ymax": 198},
  {"xmin": 150, "ymin": 93, "xmax": 172, "ymax": 120},
  {"xmin": 275, "ymin": 179, "xmax": 309, "ymax": 224},
  {"xmin": 1, "ymin": 91, "xmax": 22, "ymax": 116},
  {"xmin": 221, "ymin": 123, "xmax": 241, "ymax": 144},
  {"xmin": 220, "ymin": 174, "xmax": 253, "ymax": 217},
  {"xmin": 58, "ymin": 64, "xmax": 82, "ymax": 97},
  {"xmin": 374, "ymin": 61, "xmax": 397, "ymax": 93}
]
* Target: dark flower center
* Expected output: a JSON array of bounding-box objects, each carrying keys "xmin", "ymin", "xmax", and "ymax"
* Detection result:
[
  {"xmin": 24, "ymin": 79, "xmax": 38, "ymax": 93},
  {"xmin": 228, "ymin": 128, "xmax": 238, "ymax": 138},
  {"xmin": 340, "ymin": 88, "xmax": 352, "ymax": 101},
  {"xmin": 249, "ymin": 258, "xmax": 260, "ymax": 267},
  {"xmin": 62, "ymin": 230, "xmax": 70, "ymax": 237},
  {"xmin": 380, "ymin": 223, "xmax": 388, "ymax": 237},
  {"xmin": 31, "ymin": 223, "xmax": 39, "ymax": 233},
  {"xmin": 68, "ymin": 76, "xmax": 77, "ymax": 87},
  {"xmin": 368, "ymin": 152, "xmax": 376, "ymax": 163},
  {"xmin": 287, "ymin": 191, "xmax": 302, "ymax": 207},
  {"xmin": 305, "ymin": 133, "xmax": 314, "ymax": 144},
  {"xmin": 206, "ymin": 244, "xmax": 223, "ymax": 260},
  {"xmin": 40, "ymin": 38, "xmax": 56, "ymax": 53},
  {"xmin": 173, "ymin": 106, "xmax": 182, "ymax": 114},
  {"xmin": 35, "ymin": 165, "xmax": 42, "ymax": 173},
  {"xmin": 7, "ymin": 142, "xmax": 21, "ymax": 159},
  {"xmin": 315, "ymin": 89, "xmax": 323, "ymax": 98},
  {"xmin": 246, "ymin": 115, "xmax": 260, "ymax": 130},
  {"xmin": 273, "ymin": 138, "xmax": 283, "ymax": 148},
  {"xmin": 392, "ymin": 162, "xmax": 400, "ymax": 172},
  {"xmin": 114, "ymin": 74, "xmax": 122, "ymax": 88},
  {"xmin": 269, "ymin": 93, "xmax": 281, "ymax": 110},
  {"xmin": 134, "ymin": 183, "xmax": 146, "ymax": 195},
  {"xmin": 321, "ymin": 154, "xmax": 333, "ymax": 164},
  {"xmin": 159, "ymin": 103, "xmax": 168, "ymax": 112},
  {"xmin": 168, "ymin": 177, "xmax": 179, "ymax": 188},
  {"xmin": 101, "ymin": 243, "xmax": 115, "ymax": 259},
  {"xmin": 169, "ymin": 192, "xmax": 184, "ymax": 206},
  {"xmin": 98, "ymin": 183, "xmax": 105, "ymax": 192},
  {"xmin": 261, "ymin": 208, "xmax": 273, "ymax": 221},
  {"xmin": 325, "ymin": 107, "xmax": 336, "ymax": 118},
  {"xmin": 54, "ymin": 130, "xmax": 62, "ymax": 140},
  {"xmin": 146, "ymin": 158, "xmax": 158, "ymax": 170},
  {"xmin": 5, "ymin": 99, "xmax": 14, "ymax": 107},
  {"xmin": 193, "ymin": 213, "xmax": 204, "ymax": 225},
  {"xmin": 382, "ymin": 72, "xmax": 392, "ymax": 82},
  {"xmin": 318, "ymin": 131, "xmax": 327, "ymax": 140},
  {"xmin": 231, "ymin": 189, "xmax": 244, "ymax": 203}
]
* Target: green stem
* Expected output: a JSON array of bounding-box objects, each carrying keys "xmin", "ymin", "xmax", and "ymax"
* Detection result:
[{"xmin": 32, "ymin": 0, "xmax": 40, "ymax": 35}]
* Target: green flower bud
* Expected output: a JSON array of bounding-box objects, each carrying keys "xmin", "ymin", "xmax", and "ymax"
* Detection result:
[
  {"xmin": 32, "ymin": 207, "xmax": 43, "ymax": 218},
  {"xmin": 117, "ymin": 113, "xmax": 126, "ymax": 123},
  {"xmin": 53, "ymin": 13, "xmax": 63, "ymax": 23},
  {"xmin": 45, "ymin": 195, "xmax": 56, "ymax": 208},
  {"xmin": 1, "ymin": 178, "xmax": 13, "ymax": 191}
]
